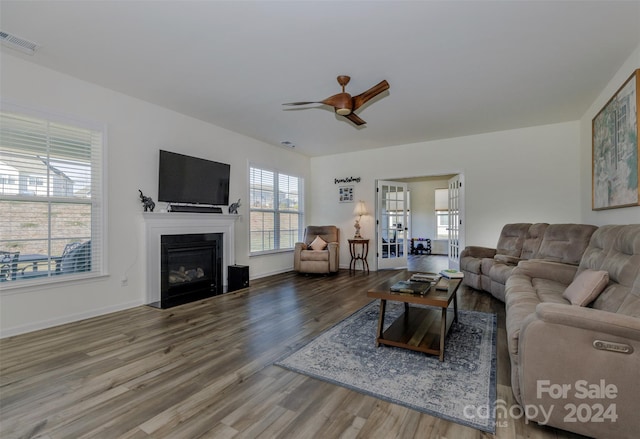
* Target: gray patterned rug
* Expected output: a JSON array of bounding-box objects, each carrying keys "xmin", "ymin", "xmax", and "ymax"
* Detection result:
[{"xmin": 275, "ymin": 300, "xmax": 497, "ymax": 433}]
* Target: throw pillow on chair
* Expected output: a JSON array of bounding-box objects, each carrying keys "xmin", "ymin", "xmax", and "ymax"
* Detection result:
[{"xmin": 309, "ymin": 235, "xmax": 328, "ymax": 251}]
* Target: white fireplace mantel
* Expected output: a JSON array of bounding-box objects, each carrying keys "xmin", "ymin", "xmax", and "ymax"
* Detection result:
[{"xmin": 143, "ymin": 212, "xmax": 240, "ymax": 305}]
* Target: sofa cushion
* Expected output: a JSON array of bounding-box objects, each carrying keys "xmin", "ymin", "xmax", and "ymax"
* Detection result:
[
  {"xmin": 480, "ymin": 257, "xmax": 496, "ymax": 276},
  {"xmin": 592, "ymin": 224, "xmax": 640, "ymax": 317},
  {"xmin": 536, "ymin": 224, "xmax": 598, "ymax": 265},
  {"xmin": 562, "ymin": 269, "xmax": 609, "ymax": 306},
  {"xmin": 460, "ymin": 256, "xmax": 482, "ymax": 274},
  {"xmin": 578, "ymin": 225, "xmax": 623, "ymax": 271},
  {"xmin": 505, "ymin": 276, "xmax": 570, "ymax": 356},
  {"xmin": 300, "ymin": 250, "xmax": 329, "ymax": 261},
  {"xmin": 304, "ymin": 225, "xmax": 339, "ymax": 245},
  {"xmin": 495, "ymin": 223, "xmax": 532, "ymax": 257},
  {"xmin": 520, "ymin": 223, "xmax": 549, "ymax": 259},
  {"xmin": 309, "ymin": 235, "xmax": 327, "ymax": 251},
  {"xmin": 490, "ymin": 263, "xmax": 518, "ymax": 285}
]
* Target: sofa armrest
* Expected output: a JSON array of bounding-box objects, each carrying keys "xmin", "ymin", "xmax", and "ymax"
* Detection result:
[
  {"xmin": 327, "ymin": 242, "xmax": 339, "ymax": 272},
  {"xmin": 510, "ymin": 259, "xmax": 578, "ymax": 286},
  {"xmin": 494, "ymin": 254, "xmax": 523, "ymax": 265},
  {"xmin": 517, "ymin": 303, "xmax": 640, "ymax": 438},
  {"xmin": 533, "ymin": 302, "xmax": 640, "ymax": 339},
  {"xmin": 293, "ymin": 242, "xmax": 307, "ymax": 271},
  {"xmin": 460, "ymin": 246, "xmax": 496, "ymax": 259}
]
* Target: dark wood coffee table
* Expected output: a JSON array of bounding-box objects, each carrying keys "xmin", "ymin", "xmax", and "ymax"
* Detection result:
[{"xmin": 367, "ymin": 275, "xmax": 462, "ymax": 361}]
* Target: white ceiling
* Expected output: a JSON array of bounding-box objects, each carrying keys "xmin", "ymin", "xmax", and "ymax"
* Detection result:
[{"xmin": 1, "ymin": 1, "xmax": 639, "ymax": 157}]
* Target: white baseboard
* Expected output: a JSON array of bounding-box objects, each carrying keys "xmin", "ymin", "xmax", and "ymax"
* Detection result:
[
  {"xmin": 249, "ymin": 267, "xmax": 292, "ymax": 280},
  {"xmin": 0, "ymin": 300, "xmax": 143, "ymax": 338},
  {"xmin": 2, "ymin": 266, "xmax": 361, "ymax": 338}
]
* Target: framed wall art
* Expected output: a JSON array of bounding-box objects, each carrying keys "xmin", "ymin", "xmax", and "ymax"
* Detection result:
[
  {"xmin": 592, "ymin": 69, "xmax": 639, "ymax": 210},
  {"xmin": 339, "ymin": 185, "xmax": 354, "ymax": 203}
]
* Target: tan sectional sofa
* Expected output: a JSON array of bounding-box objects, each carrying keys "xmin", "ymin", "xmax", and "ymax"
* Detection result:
[
  {"xmin": 505, "ymin": 224, "xmax": 640, "ymax": 438},
  {"xmin": 463, "ymin": 224, "xmax": 640, "ymax": 438},
  {"xmin": 460, "ymin": 223, "xmax": 597, "ymax": 301},
  {"xmin": 461, "ymin": 223, "xmax": 538, "ymax": 299}
]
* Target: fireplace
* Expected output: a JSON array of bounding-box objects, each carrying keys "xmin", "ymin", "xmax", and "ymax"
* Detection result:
[
  {"xmin": 143, "ymin": 212, "xmax": 239, "ymax": 309},
  {"xmin": 156, "ymin": 233, "xmax": 223, "ymax": 308}
]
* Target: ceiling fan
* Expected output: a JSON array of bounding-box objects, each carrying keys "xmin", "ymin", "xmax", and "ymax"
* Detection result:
[{"xmin": 283, "ymin": 75, "xmax": 389, "ymax": 126}]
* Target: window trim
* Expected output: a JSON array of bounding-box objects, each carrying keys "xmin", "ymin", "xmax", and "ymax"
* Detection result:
[
  {"xmin": 0, "ymin": 100, "xmax": 108, "ymax": 292},
  {"xmin": 248, "ymin": 163, "xmax": 304, "ymax": 256}
]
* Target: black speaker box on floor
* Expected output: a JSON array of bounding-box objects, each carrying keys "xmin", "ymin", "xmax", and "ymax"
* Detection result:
[{"xmin": 228, "ymin": 265, "xmax": 249, "ymax": 292}]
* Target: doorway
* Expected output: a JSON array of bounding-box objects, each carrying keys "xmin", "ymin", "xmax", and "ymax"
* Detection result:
[{"xmin": 375, "ymin": 174, "xmax": 464, "ymax": 271}]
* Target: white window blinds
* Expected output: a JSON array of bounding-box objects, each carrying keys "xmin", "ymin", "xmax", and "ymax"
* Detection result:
[
  {"xmin": 249, "ymin": 166, "xmax": 303, "ymax": 253},
  {"xmin": 435, "ymin": 188, "xmax": 449, "ymax": 211},
  {"xmin": 0, "ymin": 107, "xmax": 105, "ymax": 285}
]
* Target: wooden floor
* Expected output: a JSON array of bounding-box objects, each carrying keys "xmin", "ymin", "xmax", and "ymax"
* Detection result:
[{"xmin": 1, "ymin": 256, "xmax": 587, "ymax": 439}]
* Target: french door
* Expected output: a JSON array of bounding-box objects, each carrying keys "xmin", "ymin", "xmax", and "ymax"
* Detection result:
[
  {"xmin": 376, "ymin": 180, "xmax": 408, "ymax": 269},
  {"xmin": 447, "ymin": 174, "xmax": 464, "ymax": 269}
]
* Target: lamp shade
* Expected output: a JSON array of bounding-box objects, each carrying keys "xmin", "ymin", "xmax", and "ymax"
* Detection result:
[{"xmin": 353, "ymin": 201, "xmax": 367, "ymax": 216}]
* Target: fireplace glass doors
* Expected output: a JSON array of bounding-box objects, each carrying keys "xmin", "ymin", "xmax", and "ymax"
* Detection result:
[{"xmin": 157, "ymin": 233, "xmax": 223, "ymax": 308}]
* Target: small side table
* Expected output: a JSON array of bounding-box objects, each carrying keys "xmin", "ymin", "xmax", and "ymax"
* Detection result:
[{"xmin": 348, "ymin": 238, "xmax": 370, "ymax": 273}]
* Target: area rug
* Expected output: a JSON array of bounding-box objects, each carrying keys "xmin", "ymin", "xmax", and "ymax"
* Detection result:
[{"xmin": 275, "ymin": 300, "xmax": 497, "ymax": 433}]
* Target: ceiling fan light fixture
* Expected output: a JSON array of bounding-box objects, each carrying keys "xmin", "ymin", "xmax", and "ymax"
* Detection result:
[{"xmin": 336, "ymin": 108, "xmax": 351, "ymax": 116}]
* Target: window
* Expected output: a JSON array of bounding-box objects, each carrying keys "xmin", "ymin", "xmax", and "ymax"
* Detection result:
[
  {"xmin": 0, "ymin": 106, "xmax": 105, "ymax": 284},
  {"xmin": 436, "ymin": 211, "xmax": 449, "ymax": 239},
  {"xmin": 435, "ymin": 188, "xmax": 449, "ymax": 239},
  {"xmin": 249, "ymin": 166, "xmax": 303, "ymax": 254}
]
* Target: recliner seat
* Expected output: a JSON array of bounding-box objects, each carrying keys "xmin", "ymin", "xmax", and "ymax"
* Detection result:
[{"xmin": 294, "ymin": 225, "xmax": 339, "ymax": 274}]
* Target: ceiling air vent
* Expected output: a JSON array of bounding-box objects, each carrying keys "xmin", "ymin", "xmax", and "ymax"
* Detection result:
[{"xmin": 0, "ymin": 31, "xmax": 39, "ymax": 55}]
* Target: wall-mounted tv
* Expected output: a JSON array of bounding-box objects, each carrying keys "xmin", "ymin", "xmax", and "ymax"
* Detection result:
[{"xmin": 158, "ymin": 150, "xmax": 230, "ymax": 206}]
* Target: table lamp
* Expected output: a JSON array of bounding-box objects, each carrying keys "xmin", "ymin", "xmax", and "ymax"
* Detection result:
[{"xmin": 353, "ymin": 201, "xmax": 367, "ymax": 238}]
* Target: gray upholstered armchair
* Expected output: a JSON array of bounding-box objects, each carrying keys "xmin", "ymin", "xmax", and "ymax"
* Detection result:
[{"xmin": 294, "ymin": 225, "xmax": 339, "ymax": 274}]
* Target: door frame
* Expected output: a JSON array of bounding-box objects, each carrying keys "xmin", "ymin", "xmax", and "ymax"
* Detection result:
[
  {"xmin": 372, "ymin": 172, "xmax": 465, "ymax": 271},
  {"xmin": 447, "ymin": 174, "xmax": 465, "ymax": 269}
]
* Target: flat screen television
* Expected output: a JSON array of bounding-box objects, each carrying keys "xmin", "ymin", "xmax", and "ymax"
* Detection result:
[{"xmin": 158, "ymin": 150, "xmax": 230, "ymax": 205}]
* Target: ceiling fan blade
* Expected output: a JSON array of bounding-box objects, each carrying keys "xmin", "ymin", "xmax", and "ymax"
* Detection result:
[
  {"xmin": 344, "ymin": 113, "xmax": 366, "ymax": 126},
  {"xmin": 352, "ymin": 80, "xmax": 390, "ymax": 111},
  {"xmin": 282, "ymin": 101, "xmax": 321, "ymax": 106},
  {"xmin": 284, "ymin": 76, "xmax": 385, "ymax": 125}
]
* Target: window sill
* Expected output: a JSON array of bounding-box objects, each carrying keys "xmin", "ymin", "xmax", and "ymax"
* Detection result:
[
  {"xmin": 0, "ymin": 272, "xmax": 109, "ymax": 296},
  {"xmin": 250, "ymin": 249, "xmax": 294, "ymax": 257}
]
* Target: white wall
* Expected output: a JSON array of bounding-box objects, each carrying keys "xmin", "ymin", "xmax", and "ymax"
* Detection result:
[
  {"xmin": 406, "ymin": 176, "xmax": 450, "ymax": 241},
  {"xmin": 406, "ymin": 177, "xmax": 451, "ymax": 255},
  {"xmin": 580, "ymin": 43, "xmax": 640, "ymax": 225},
  {"xmin": 0, "ymin": 53, "xmax": 310, "ymax": 336},
  {"xmin": 4, "ymin": 42, "xmax": 637, "ymax": 336},
  {"xmin": 309, "ymin": 121, "xmax": 583, "ymax": 270}
]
